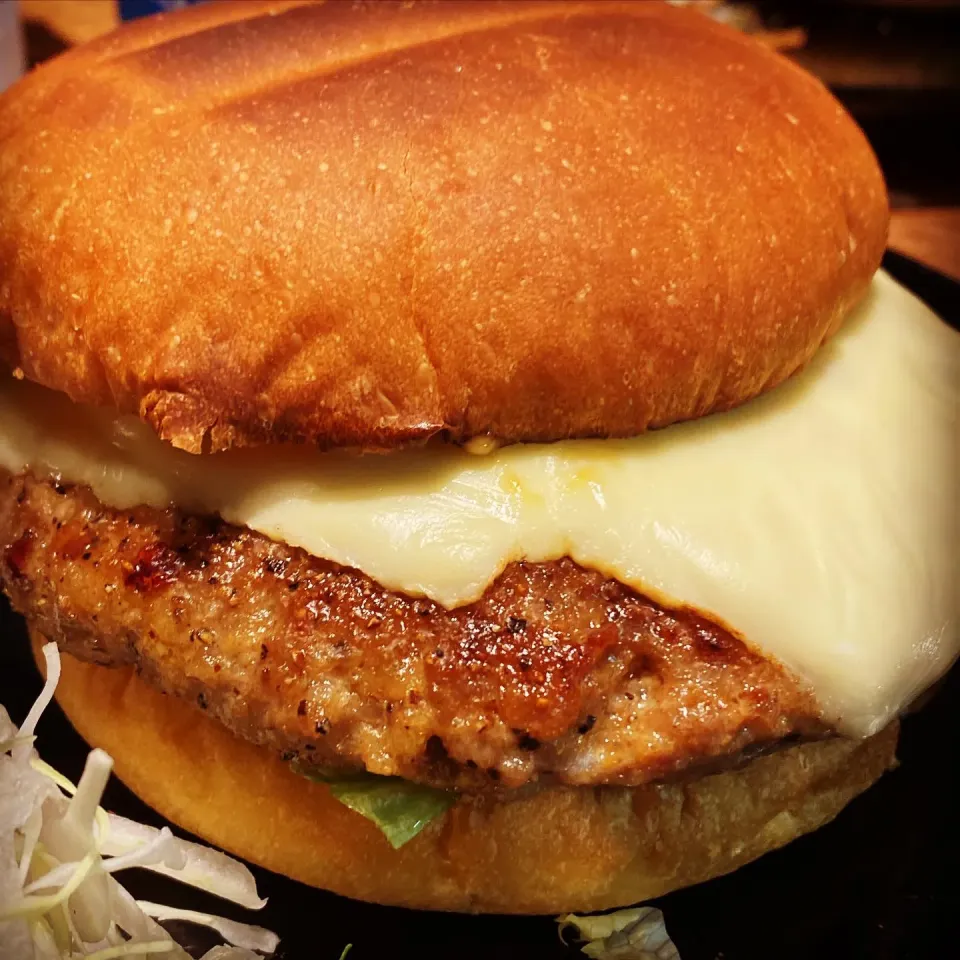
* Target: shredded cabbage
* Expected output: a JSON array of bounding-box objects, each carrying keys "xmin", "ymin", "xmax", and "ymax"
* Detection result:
[
  {"xmin": 82, "ymin": 943, "xmax": 177, "ymax": 960},
  {"xmin": 18, "ymin": 642, "xmax": 62, "ymax": 740},
  {"xmin": 100, "ymin": 816, "xmax": 266, "ymax": 910},
  {"xmin": 137, "ymin": 904, "xmax": 278, "ymax": 954},
  {"xmin": 557, "ymin": 906, "xmax": 681, "ymax": 959},
  {"xmin": 0, "ymin": 642, "xmax": 279, "ymax": 960}
]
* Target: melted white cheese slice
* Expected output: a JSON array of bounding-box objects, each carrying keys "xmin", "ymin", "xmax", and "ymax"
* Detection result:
[{"xmin": 1, "ymin": 271, "xmax": 957, "ymax": 735}]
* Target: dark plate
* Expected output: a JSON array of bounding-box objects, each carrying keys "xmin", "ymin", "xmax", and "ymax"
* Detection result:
[{"xmin": 1, "ymin": 250, "xmax": 957, "ymax": 960}]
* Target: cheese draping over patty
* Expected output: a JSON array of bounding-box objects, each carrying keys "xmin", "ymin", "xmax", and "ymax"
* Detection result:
[{"xmin": 1, "ymin": 271, "xmax": 957, "ymax": 735}]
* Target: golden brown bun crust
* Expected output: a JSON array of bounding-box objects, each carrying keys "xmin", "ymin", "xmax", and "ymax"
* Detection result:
[
  {"xmin": 37, "ymin": 636, "xmax": 898, "ymax": 914},
  {"xmin": 0, "ymin": 2, "xmax": 887, "ymax": 452}
]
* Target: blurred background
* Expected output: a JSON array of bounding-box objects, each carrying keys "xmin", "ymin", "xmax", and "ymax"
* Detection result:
[{"xmin": 3, "ymin": 0, "xmax": 960, "ymax": 279}]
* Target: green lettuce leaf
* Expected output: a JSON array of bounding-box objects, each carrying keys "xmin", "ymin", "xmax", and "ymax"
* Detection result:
[{"xmin": 293, "ymin": 765, "xmax": 456, "ymax": 849}]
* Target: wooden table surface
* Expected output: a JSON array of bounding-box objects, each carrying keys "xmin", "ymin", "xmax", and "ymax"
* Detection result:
[
  {"xmin": 16, "ymin": 0, "xmax": 960, "ymax": 282},
  {"xmin": 887, "ymin": 208, "xmax": 960, "ymax": 282}
]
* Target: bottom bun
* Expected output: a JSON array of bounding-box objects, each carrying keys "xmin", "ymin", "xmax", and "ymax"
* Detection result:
[{"xmin": 34, "ymin": 634, "xmax": 898, "ymax": 914}]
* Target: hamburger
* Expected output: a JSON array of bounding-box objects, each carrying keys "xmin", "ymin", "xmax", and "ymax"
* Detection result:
[{"xmin": 0, "ymin": 0, "xmax": 957, "ymax": 919}]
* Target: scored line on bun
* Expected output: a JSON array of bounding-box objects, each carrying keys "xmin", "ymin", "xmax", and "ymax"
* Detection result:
[{"xmin": 0, "ymin": 0, "xmax": 887, "ymax": 453}]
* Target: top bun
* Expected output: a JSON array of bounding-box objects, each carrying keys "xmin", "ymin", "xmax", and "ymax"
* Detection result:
[{"xmin": 0, "ymin": 0, "xmax": 887, "ymax": 453}]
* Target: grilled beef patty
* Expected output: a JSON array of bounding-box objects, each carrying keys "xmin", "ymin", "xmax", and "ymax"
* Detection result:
[{"xmin": 1, "ymin": 471, "xmax": 825, "ymax": 791}]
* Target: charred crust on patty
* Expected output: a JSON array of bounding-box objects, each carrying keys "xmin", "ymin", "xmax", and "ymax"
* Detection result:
[
  {"xmin": 124, "ymin": 543, "xmax": 183, "ymax": 593},
  {"xmin": 5, "ymin": 530, "xmax": 33, "ymax": 580},
  {"xmin": 0, "ymin": 472, "xmax": 827, "ymax": 792},
  {"xmin": 514, "ymin": 731, "xmax": 541, "ymax": 752}
]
